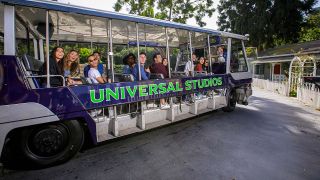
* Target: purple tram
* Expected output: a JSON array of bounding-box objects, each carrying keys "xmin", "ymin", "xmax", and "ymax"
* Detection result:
[{"xmin": 0, "ymin": 0, "xmax": 252, "ymax": 167}]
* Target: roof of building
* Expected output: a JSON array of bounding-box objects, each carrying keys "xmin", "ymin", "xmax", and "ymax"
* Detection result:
[
  {"xmin": 0, "ymin": 0, "xmax": 247, "ymax": 40},
  {"xmin": 252, "ymin": 40, "xmax": 320, "ymax": 64},
  {"xmin": 258, "ymin": 40, "xmax": 320, "ymax": 57}
]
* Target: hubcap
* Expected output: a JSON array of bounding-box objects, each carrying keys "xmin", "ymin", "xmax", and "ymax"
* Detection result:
[{"xmin": 27, "ymin": 125, "xmax": 69, "ymax": 157}]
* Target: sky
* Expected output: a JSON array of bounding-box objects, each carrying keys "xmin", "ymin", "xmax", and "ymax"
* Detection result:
[{"xmin": 59, "ymin": 0, "xmax": 320, "ymax": 30}]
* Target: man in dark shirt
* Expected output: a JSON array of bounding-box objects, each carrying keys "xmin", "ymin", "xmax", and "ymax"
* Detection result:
[{"xmin": 150, "ymin": 53, "xmax": 168, "ymax": 78}]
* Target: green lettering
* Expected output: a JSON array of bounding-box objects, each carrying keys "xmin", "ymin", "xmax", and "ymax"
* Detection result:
[
  {"xmin": 175, "ymin": 82, "xmax": 183, "ymax": 92},
  {"xmin": 90, "ymin": 89, "xmax": 105, "ymax": 103},
  {"xmin": 149, "ymin": 84, "xmax": 158, "ymax": 95},
  {"xmin": 217, "ymin": 77, "xmax": 223, "ymax": 86},
  {"xmin": 192, "ymin": 80, "xmax": 198, "ymax": 90},
  {"xmin": 167, "ymin": 82, "xmax": 176, "ymax": 93},
  {"xmin": 158, "ymin": 83, "xmax": 167, "ymax": 94},
  {"xmin": 198, "ymin": 79, "xmax": 204, "ymax": 89},
  {"xmin": 139, "ymin": 85, "xmax": 148, "ymax": 97},
  {"xmin": 203, "ymin": 79, "xmax": 210, "ymax": 88},
  {"xmin": 120, "ymin": 87, "xmax": 126, "ymax": 100},
  {"xmin": 126, "ymin": 86, "xmax": 137, "ymax": 98},
  {"xmin": 185, "ymin": 80, "xmax": 192, "ymax": 91},
  {"xmin": 106, "ymin": 88, "xmax": 119, "ymax": 101}
]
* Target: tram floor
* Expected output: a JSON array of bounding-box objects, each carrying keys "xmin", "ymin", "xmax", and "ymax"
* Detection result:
[{"xmin": 1, "ymin": 88, "xmax": 320, "ymax": 180}]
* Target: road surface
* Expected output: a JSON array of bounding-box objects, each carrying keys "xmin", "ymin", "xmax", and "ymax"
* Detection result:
[{"xmin": 1, "ymin": 88, "xmax": 320, "ymax": 180}]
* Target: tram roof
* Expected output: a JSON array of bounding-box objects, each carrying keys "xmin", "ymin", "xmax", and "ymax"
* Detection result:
[{"xmin": 1, "ymin": 0, "xmax": 247, "ymax": 40}]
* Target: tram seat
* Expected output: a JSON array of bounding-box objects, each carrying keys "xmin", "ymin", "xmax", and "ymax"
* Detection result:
[
  {"xmin": 194, "ymin": 71, "xmax": 207, "ymax": 77},
  {"xmin": 171, "ymin": 72, "xmax": 187, "ymax": 78},
  {"xmin": 149, "ymin": 73, "xmax": 164, "ymax": 80},
  {"xmin": 114, "ymin": 73, "xmax": 134, "ymax": 82},
  {"xmin": 21, "ymin": 54, "xmax": 43, "ymax": 88},
  {"xmin": 177, "ymin": 65, "xmax": 185, "ymax": 72}
]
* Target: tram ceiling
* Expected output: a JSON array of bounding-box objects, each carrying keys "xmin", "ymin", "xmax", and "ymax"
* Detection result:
[{"xmin": 6, "ymin": 4, "xmax": 225, "ymax": 50}]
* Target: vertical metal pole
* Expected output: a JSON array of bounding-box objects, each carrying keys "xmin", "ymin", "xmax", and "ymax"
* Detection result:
[
  {"xmin": 46, "ymin": 10, "xmax": 50, "ymax": 88},
  {"xmin": 109, "ymin": 19, "xmax": 114, "ymax": 82},
  {"xmin": 188, "ymin": 31, "xmax": 193, "ymax": 77},
  {"xmin": 165, "ymin": 28, "xmax": 171, "ymax": 78},
  {"xmin": 26, "ymin": 27, "xmax": 30, "ymax": 55},
  {"xmin": 39, "ymin": 39, "xmax": 44, "ymax": 62},
  {"xmin": 226, "ymin": 38, "xmax": 232, "ymax": 73},
  {"xmin": 33, "ymin": 39, "xmax": 39, "ymax": 60},
  {"xmin": 90, "ymin": 19, "xmax": 93, "ymax": 50},
  {"xmin": 207, "ymin": 34, "xmax": 212, "ymax": 74},
  {"xmin": 106, "ymin": 19, "xmax": 111, "ymax": 76},
  {"xmin": 4, "ymin": 5, "xmax": 15, "ymax": 55},
  {"xmin": 136, "ymin": 23, "xmax": 141, "ymax": 80},
  {"xmin": 56, "ymin": 11, "xmax": 60, "ymax": 46}
]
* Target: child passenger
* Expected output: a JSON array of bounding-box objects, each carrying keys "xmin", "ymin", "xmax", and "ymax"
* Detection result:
[{"xmin": 88, "ymin": 55, "xmax": 107, "ymax": 84}]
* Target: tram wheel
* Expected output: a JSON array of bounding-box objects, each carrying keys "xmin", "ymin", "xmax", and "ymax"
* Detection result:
[
  {"xmin": 222, "ymin": 90, "xmax": 236, "ymax": 112},
  {"xmin": 19, "ymin": 120, "xmax": 84, "ymax": 167}
]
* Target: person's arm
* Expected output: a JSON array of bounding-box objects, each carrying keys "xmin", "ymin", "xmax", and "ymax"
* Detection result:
[
  {"xmin": 140, "ymin": 66, "xmax": 149, "ymax": 80},
  {"xmin": 96, "ymin": 76, "xmax": 105, "ymax": 84}
]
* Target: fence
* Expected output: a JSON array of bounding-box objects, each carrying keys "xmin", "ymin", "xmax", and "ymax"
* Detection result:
[
  {"xmin": 297, "ymin": 83, "xmax": 320, "ymax": 110},
  {"xmin": 253, "ymin": 78, "xmax": 289, "ymax": 96},
  {"xmin": 253, "ymin": 78, "xmax": 320, "ymax": 109}
]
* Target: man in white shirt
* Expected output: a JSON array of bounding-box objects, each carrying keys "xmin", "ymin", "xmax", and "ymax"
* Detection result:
[
  {"xmin": 184, "ymin": 53, "xmax": 197, "ymax": 76},
  {"xmin": 88, "ymin": 55, "xmax": 106, "ymax": 84}
]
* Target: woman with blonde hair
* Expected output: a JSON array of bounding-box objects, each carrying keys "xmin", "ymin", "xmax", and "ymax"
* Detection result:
[{"xmin": 63, "ymin": 50, "xmax": 82, "ymax": 85}]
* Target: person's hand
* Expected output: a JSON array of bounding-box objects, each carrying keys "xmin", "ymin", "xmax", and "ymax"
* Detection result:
[
  {"xmin": 145, "ymin": 67, "xmax": 150, "ymax": 73},
  {"xmin": 67, "ymin": 78, "xmax": 74, "ymax": 84}
]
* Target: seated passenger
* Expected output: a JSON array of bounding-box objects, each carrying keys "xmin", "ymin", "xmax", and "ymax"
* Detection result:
[
  {"xmin": 162, "ymin": 57, "xmax": 169, "ymax": 75},
  {"xmin": 195, "ymin": 57, "xmax": 205, "ymax": 72},
  {"xmin": 87, "ymin": 55, "xmax": 106, "ymax": 84},
  {"xmin": 122, "ymin": 53, "xmax": 136, "ymax": 74},
  {"xmin": 84, "ymin": 51, "xmax": 104, "ymax": 77},
  {"xmin": 150, "ymin": 53, "xmax": 168, "ymax": 78},
  {"xmin": 132, "ymin": 52, "xmax": 150, "ymax": 81},
  {"xmin": 184, "ymin": 53, "xmax": 197, "ymax": 76},
  {"xmin": 40, "ymin": 46, "xmax": 64, "ymax": 87},
  {"xmin": 63, "ymin": 50, "xmax": 82, "ymax": 85},
  {"xmin": 150, "ymin": 53, "xmax": 170, "ymax": 109}
]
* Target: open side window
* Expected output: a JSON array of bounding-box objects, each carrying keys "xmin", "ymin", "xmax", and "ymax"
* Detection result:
[{"xmin": 228, "ymin": 38, "xmax": 252, "ymax": 80}]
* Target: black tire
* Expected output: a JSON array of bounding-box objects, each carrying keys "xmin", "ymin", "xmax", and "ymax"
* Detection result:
[
  {"xmin": 19, "ymin": 120, "xmax": 84, "ymax": 167},
  {"xmin": 222, "ymin": 90, "xmax": 236, "ymax": 112}
]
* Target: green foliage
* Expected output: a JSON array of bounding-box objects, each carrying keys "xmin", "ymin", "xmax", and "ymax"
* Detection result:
[
  {"xmin": 299, "ymin": 11, "xmax": 320, "ymax": 42},
  {"xmin": 289, "ymin": 90, "xmax": 297, "ymax": 97},
  {"xmin": 218, "ymin": 0, "xmax": 316, "ymax": 50},
  {"xmin": 79, "ymin": 48, "xmax": 92, "ymax": 63},
  {"xmin": 114, "ymin": 0, "xmax": 215, "ymax": 27}
]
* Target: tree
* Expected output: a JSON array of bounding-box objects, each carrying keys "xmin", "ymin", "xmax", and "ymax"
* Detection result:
[
  {"xmin": 218, "ymin": 0, "xmax": 316, "ymax": 50},
  {"xmin": 299, "ymin": 10, "xmax": 320, "ymax": 42},
  {"xmin": 114, "ymin": 0, "xmax": 215, "ymax": 27}
]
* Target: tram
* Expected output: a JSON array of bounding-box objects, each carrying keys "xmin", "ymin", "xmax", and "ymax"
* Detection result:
[{"xmin": 0, "ymin": 0, "xmax": 252, "ymax": 167}]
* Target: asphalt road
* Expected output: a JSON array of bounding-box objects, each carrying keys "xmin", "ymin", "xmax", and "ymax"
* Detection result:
[{"xmin": 1, "ymin": 88, "xmax": 320, "ymax": 180}]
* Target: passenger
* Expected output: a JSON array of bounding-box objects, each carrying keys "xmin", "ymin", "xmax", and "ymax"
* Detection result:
[
  {"xmin": 151, "ymin": 53, "xmax": 170, "ymax": 109},
  {"xmin": 84, "ymin": 51, "xmax": 104, "ymax": 78},
  {"xmin": 162, "ymin": 57, "xmax": 169, "ymax": 75},
  {"xmin": 195, "ymin": 57, "xmax": 205, "ymax": 72},
  {"xmin": 40, "ymin": 46, "xmax": 64, "ymax": 87},
  {"xmin": 184, "ymin": 53, "xmax": 197, "ymax": 76},
  {"xmin": 150, "ymin": 53, "xmax": 168, "ymax": 78},
  {"xmin": 132, "ymin": 52, "xmax": 150, "ymax": 81},
  {"xmin": 204, "ymin": 58, "xmax": 209, "ymax": 72},
  {"xmin": 63, "ymin": 50, "xmax": 82, "ymax": 85},
  {"xmin": 122, "ymin": 53, "xmax": 136, "ymax": 74},
  {"xmin": 217, "ymin": 46, "xmax": 226, "ymax": 63},
  {"xmin": 87, "ymin": 55, "xmax": 106, "ymax": 84}
]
